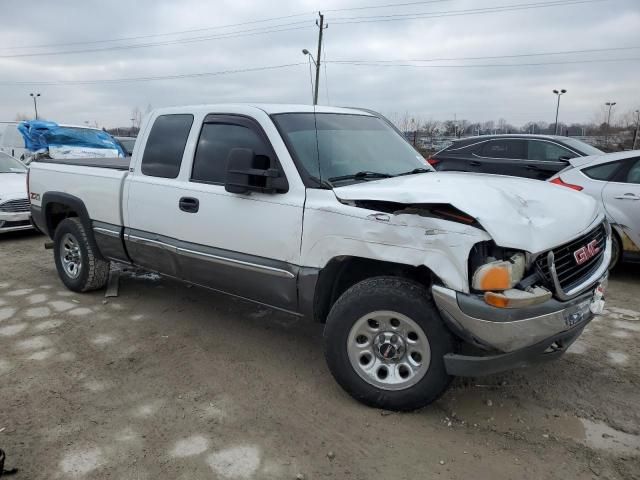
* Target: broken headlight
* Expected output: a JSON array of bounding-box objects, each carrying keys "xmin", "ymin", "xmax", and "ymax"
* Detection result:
[{"xmin": 470, "ymin": 248, "xmax": 551, "ymax": 308}]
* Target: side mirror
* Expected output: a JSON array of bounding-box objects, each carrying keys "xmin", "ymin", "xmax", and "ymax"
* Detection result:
[{"xmin": 225, "ymin": 148, "xmax": 288, "ymax": 194}]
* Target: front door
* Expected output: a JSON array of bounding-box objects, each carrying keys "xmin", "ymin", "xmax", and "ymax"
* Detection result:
[
  {"xmin": 523, "ymin": 140, "xmax": 574, "ymax": 180},
  {"xmin": 168, "ymin": 114, "xmax": 304, "ymax": 311}
]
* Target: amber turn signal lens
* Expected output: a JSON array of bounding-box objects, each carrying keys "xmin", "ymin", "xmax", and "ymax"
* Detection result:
[
  {"xmin": 477, "ymin": 265, "xmax": 511, "ymax": 291},
  {"xmin": 484, "ymin": 291, "xmax": 510, "ymax": 308}
]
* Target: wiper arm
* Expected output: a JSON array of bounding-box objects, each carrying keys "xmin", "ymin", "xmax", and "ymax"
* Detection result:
[
  {"xmin": 328, "ymin": 171, "xmax": 394, "ymax": 183},
  {"xmin": 396, "ymin": 168, "xmax": 431, "ymax": 176}
]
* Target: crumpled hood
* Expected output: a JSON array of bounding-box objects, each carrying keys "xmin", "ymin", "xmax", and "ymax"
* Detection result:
[
  {"xmin": 0, "ymin": 173, "xmax": 28, "ymax": 200},
  {"xmin": 333, "ymin": 171, "xmax": 601, "ymax": 253}
]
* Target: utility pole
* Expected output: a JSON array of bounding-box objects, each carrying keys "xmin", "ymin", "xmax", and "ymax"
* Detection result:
[
  {"xmin": 313, "ymin": 12, "xmax": 327, "ymax": 105},
  {"xmin": 30, "ymin": 93, "xmax": 41, "ymax": 120}
]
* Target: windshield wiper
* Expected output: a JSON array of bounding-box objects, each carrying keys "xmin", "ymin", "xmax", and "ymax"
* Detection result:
[
  {"xmin": 328, "ymin": 171, "xmax": 394, "ymax": 183},
  {"xmin": 396, "ymin": 168, "xmax": 431, "ymax": 176}
]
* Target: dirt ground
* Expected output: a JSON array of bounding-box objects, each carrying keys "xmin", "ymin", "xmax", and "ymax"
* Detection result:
[{"xmin": 0, "ymin": 230, "xmax": 638, "ymax": 480}]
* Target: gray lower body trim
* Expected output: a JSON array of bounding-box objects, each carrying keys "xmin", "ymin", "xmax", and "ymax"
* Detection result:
[
  {"xmin": 124, "ymin": 228, "xmax": 299, "ymax": 312},
  {"xmin": 92, "ymin": 221, "xmax": 130, "ymax": 263}
]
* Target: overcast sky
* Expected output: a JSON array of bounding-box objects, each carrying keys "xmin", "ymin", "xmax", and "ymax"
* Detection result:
[{"xmin": 1, "ymin": 0, "xmax": 638, "ymax": 128}]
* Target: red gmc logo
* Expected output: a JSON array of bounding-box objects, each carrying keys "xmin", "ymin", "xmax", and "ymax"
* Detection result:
[{"xmin": 574, "ymin": 240, "xmax": 600, "ymax": 265}]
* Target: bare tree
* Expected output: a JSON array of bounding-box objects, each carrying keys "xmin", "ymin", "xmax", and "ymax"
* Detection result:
[
  {"xmin": 14, "ymin": 113, "xmax": 30, "ymax": 121},
  {"xmin": 422, "ymin": 119, "xmax": 441, "ymax": 141}
]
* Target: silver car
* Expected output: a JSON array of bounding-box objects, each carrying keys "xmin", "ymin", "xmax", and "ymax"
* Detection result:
[
  {"xmin": 549, "ymin": 150, "xmax": 640, "ymax": 268},
  {"xmin": 0, "ymin": 152, "xmax": 32, "ymax": 233}
]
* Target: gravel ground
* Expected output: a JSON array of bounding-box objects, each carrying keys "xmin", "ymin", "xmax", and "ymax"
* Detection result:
[{"xmin": 0, "ymin": 231, "xmax": 638, "ymax": 480}]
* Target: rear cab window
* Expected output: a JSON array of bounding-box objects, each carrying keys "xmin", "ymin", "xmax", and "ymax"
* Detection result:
[{"xmin": 141, "ymin": 114, "xmax": 194, "ymax": 178}]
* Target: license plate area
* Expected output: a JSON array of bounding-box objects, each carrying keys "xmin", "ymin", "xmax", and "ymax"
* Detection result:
[{"xmin": 563, "ymin": 300, "xmax": 591, "ymax": 327}]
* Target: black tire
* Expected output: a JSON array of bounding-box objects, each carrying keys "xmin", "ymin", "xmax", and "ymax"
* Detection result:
[
  {"xmin": 323, "ymin": 276, "xmax": 455, "ymax": 411},
  {"xmin": 53, "ymin": 218, "xmax": 109, "ymax": 292},
  {"xmin": 609, "ymin": 232, "xmax": 621, "ymax": 270}
]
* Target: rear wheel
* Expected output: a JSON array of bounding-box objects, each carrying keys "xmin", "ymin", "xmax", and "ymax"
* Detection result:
[
  {"xmin": 323, "ymin": 276, "xmax": 455, "ymax": 411},
  {"xmin": 53, "ymin": 218, "xmax": 109, "ymax": 292}
]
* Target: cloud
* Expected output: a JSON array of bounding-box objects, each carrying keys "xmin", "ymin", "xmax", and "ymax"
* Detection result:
[{"xmin": 0, "ymin": 0, "xmax": 638, "ymax": 127}]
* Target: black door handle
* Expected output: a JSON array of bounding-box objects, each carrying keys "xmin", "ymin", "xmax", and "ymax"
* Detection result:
[
  {"xmin": 470, "ymin": 161, "xmax": 481, "ymax": 167},
  {"xmin": 179, "ymin": 197, "xmax": 199, "ymax": 213}
]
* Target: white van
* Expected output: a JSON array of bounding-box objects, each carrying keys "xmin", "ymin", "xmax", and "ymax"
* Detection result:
[{"xmin": 0, "ymin": 122, "xmax": 28, "ymax": 160}]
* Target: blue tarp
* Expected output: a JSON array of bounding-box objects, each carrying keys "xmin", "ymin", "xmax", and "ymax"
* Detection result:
[{"xmin": 17, "ymin": 120, "xmax": 124, "ymax": 156}]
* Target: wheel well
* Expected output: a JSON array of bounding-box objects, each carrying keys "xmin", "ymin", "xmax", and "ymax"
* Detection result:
[
  {"xmin": 313, "ymin": 257, "xmax": 439, "ymax": 323},
  {"xmin": 45, "ymin": 202, "xmax": 79, "ymax": 236}
]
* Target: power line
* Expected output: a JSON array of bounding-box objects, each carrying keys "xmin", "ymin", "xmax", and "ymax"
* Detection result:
[
  {"xmin": 330, "ymin": 46, "xmax": 640, "ymax": 63},
  {"xmin": 0, "ymin": 1, "xmax": 454, "ymax": 51},
  {"xmin": 327, "ymin": 57, "xmax": 640, "ymax": 68},
  {"xmin": 0, "ymin": 23, "xmax": 312, "ymax": 59},
  {"xmin": 330, "ymin": 0, "xmax": 605, "ymax": 24},
  {"xmin": 0, "ymin": 0, "xmax": 604, "ymax": 58},
  {"xmin": 0, "ymin": 12, "xmax": 317, "ymax": 51},
  {"xmin": 0, "ymin": 63, "xmax": 307, "ymax": 86},
  {"xmin": 324, "ymin": 0, "xmax": 452, "ymax": 12}
]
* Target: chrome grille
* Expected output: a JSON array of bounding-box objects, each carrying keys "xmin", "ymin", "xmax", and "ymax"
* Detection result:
[
  {"xmin": 0, "ymin": 198, "xmax": 30, "ymax": 212},
  {"xmin": 535, "ymin": 223, "xmax": 607, "ymax": 293}
]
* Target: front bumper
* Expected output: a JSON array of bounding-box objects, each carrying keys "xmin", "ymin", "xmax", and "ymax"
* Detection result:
[{"xmin": 432, "ymin": 278, "xmax": 606, "ymax": 376}]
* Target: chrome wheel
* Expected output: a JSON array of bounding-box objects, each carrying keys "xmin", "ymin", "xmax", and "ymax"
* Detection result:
[
  {"xmin": 347, "ymin": 311, "xmax": 431, "ymax": 391},
  {"xmin": 60, "ymin": 233, "xmax": 82, "ymax": 279}
]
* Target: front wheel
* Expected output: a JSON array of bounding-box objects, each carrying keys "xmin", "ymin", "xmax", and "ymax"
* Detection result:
[{"xmin": 323, "ymin": 276, "xmax": 455, "ymax": 411}]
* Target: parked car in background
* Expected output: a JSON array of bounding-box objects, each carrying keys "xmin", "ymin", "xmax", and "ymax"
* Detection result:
[
  {"xmin": 115, "ymin": 136, "xmax": 137, "ymax": 156},
  {"xmin": 429, "ymin": 134, "xmax": 603, "ymax": 180},
  {"xmin": 0, "ymin": 152, "xmax": 32, "ymax": 233},
  {"xmin": 28, "ymin": 104, "xmax": 610, "ymax": 411},
  {"xmin": 549, "ymin": 150, "xmax": 640, "ymax": 268},
  {"xmin": 0, "ymin": 122, "xmax": 28, "ymax": 160},
  {"xmin": 19, "ymin": 121, "xmax": 125, "ymax": 163}
]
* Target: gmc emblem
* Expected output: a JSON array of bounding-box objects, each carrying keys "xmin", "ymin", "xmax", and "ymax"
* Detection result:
[{"xmin": 574, "ymin": 239, "xmax": 600, "ymax": 265}]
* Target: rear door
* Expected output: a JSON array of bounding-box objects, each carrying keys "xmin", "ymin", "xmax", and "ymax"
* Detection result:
[
  {"xmin": 524, "ymin": 140, "xmax": 575, "ymax": 180},
  {"xmin": 602, "ymin": 156, "xmax": 640, "ymax": 249},
  {"xmin": 474, "ymin": 139, "xmax": 527, "ymax": 176},
  {"xmin": 124, "ymin": 113, "xmax": 195, "ymax": 277}
]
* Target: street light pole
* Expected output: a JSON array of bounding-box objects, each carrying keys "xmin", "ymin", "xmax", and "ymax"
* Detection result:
[
  {"xmin": 605, "ymin": 101, "xmax": 616, "ymax": 147},
  {"xmin": 29, "ymin": 93, "xmax": 41, "ymax": 120},
  {"xmin": 552, "ymin": 89, "xmax": 566, "ymax": 135},
  {"xmin": 633, "ymin": 109, "xmax": 639, "ymax": 150}
]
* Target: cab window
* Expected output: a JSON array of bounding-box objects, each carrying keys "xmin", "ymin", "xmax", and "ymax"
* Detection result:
[{"xmin": 141, "ymin": 114, "xmax": 194, "ymax": 178}]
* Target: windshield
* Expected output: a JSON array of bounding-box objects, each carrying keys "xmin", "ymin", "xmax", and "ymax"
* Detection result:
[
  {"xmin": 0, "ymin": 152, "xmax": 27, "ymax": 173},
  {"xmin": 272, "ymin": 113, "xmax": 429, "ymax": 185},
  {"xmin": 561, "ymin": 137, "xmax": 603, "ymax": 156}
]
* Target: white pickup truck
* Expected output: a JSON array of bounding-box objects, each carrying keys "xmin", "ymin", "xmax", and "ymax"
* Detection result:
[{"xmin": 29, "ymin": 104, "xmax": 610, "ymax": 410}]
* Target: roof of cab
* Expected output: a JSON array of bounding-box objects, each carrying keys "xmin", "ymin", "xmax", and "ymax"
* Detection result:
[{"xmin": 151, "ymin": 104, "xmax": 374, "ymax": 116}]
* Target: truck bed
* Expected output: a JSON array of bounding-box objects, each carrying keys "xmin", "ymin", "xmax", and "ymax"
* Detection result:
[{"xmin": 33, "ymin": 157, "xmax": 131, "ymax": 171}]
